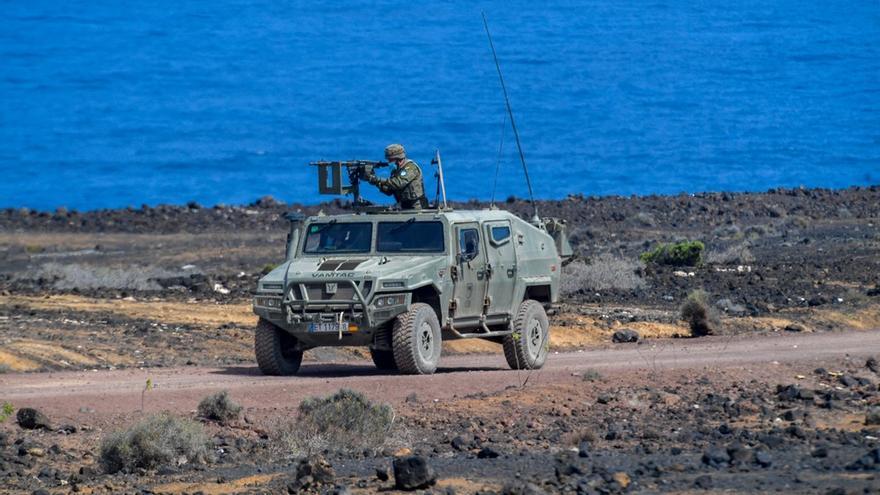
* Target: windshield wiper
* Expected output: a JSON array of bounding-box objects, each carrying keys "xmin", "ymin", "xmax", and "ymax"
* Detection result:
[{"xmin": 310, "ymin": 219, "xmax": 337, "ymax": 234}]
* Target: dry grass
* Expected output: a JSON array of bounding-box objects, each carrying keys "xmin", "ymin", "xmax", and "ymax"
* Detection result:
[
  {"xmin": 561, "ymin": 254, "xmax": 646, "ymax": 296},
  {"xmin": 681, "ymin": 290, "xmax": 720, "ymax": 336},
  {"xmin": 197, "ymin": 390, "xmax": 242, "ymax": 425},
  {"xmin": 100, "ymin": 413, "xmax": 208, "ymax": 473},
  {"xmin": 706, "ymin": 243, "xmax": 756, "ymax": 265},
  {"xmin": 276, "ymin": 389, "xmax": 394, "ymax": 457}
]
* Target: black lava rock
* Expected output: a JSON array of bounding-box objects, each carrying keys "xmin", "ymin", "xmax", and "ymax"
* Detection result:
[
  {"xmin": 375, "ymin": 467, "xmax": 389, "ymax": 482},
  {"xmin": 477, "ymin": 446, "xmax": 501, "ymax": 459},
  {"xmin": 702, "ymin": 447, "xmax": 730, "ymax": 467},
  {"xmin": 754, "ymin": 450, "xmax": 773, "ymax": 468},
  {"xmin": 393, "ymin": 456, "xmax": 436, "ymax": 491},
  {"xmin": 612, "ymin": 329, "xmax": 640, "ymax": 343},
  {"xmin": 295, "ymin": 456, "xmax": 335, "ymax": 484},
  {"xmin": 694, "ymin": 475, "xmax": 713, "ymax": 489},
  {"xmin": 501, "ymin": 482, "xmax": 547, "ymax": 495},
  {"xmin": 16, "ymin": 408, "xmax": 51, "ymax": 430}
]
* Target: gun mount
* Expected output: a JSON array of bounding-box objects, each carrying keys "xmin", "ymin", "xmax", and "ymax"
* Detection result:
[{"xmin": 311, "ymin": 160, "xmax": 389, "ymax": 206}]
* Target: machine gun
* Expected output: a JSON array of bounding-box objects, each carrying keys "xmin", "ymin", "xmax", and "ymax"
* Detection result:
[{"xmin": 310, "ymin": 160, "xmax": 389, "ymax": 206}]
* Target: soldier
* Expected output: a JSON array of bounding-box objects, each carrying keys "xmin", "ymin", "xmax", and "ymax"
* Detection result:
[{"xmin": 365, "ymin": 144, "xmax": 428, "ymax": 210}]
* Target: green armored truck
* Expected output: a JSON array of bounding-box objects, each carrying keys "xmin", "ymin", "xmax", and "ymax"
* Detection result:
[{"xmin": 252, "ymin": 159, "xmax": 571, "ymax": 375}]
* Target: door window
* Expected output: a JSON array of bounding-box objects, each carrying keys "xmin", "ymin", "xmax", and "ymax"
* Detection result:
[{"xmin": 459, "ymin": 228, "xmax": 480, "ymax": 262}]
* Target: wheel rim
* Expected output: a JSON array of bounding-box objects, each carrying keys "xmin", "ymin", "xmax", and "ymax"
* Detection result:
[
  {"xmin": 525, "ymin": 318, "xmax": 544, "ymax": 360},
  {"xmin": 417, "ymin": 321, "xmax": 434, "ymax": 361}
]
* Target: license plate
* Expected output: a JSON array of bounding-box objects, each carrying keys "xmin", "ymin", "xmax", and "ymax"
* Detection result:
[{"xmin": 307, "ymin": 322, "xmax": 347, "ymax": 333}]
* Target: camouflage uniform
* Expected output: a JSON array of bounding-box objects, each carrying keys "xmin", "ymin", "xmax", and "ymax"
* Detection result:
[{"xmin": 366, "ymin": 144, "xmax": 429, "ymax": 209}]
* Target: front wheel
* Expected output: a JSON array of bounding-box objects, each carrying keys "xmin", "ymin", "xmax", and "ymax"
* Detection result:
[
  {"xmin": 254, "ymin": 318, "xmax": 303, "ymax": 375},
  {"xmin": 503, "ymin": 300, "xmax": 550, "ymax": 370},
  {"xmin": 392, "ymin": 303, "xmax": 442, "ymax": 375}
]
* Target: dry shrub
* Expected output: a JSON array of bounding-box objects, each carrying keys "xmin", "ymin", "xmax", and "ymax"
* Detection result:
[
  {"xmin": 680, "ymin": 290, "xmax": 720, "ymax": 337},
  {"xmin": 706, "ymin": 244, "xmax": 756, "ymax": 265},
  {"xmin": 100, "ymin": 413, "xmax": 208, "ymax": 473},
  {"xmin": 561, "ymin": 254, "xmax": 645, "ymax": 296},
  {"xmin": 277, "ymin": 389, "xmax": 394, "ymax": 457},
  {"xmin": 197, "ymin": 390, "xmax": 241, "ymax": 424}
]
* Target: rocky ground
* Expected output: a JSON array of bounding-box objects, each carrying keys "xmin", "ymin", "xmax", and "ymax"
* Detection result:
[{"xmin": 1, "ymin": 185, "xmax": 879, "ymax": 493}]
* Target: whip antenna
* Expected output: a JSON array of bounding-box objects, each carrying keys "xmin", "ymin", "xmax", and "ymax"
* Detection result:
[
  {"xmin": 482, "ymin": 11, "xmax": 538, "ymax": 220},
  {"xmin": 490, "ymin": 113, "xmax": 506, "ymax": 207}
]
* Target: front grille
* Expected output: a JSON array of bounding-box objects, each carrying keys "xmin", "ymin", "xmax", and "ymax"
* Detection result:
[{"xmin": 289, "ymin": 280, "xmax": 373, "ymax": 302}]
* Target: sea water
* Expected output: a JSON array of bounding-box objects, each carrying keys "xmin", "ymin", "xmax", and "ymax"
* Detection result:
[{"xmin": 1, "ymin": 1, "xmax": 878, "ymax": 210}]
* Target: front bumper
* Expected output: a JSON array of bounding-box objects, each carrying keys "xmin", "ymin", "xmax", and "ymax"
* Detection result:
[{"xmin": 252, "ymin": 280, "xmax": 409, "ymax": 334}]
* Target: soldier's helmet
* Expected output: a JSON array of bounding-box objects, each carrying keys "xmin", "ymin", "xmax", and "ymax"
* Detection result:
[{"xmin": 384, "ymin": 143, "xmax": 406, "ymax": 161}]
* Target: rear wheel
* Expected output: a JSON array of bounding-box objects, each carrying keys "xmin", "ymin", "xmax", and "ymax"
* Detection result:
[
  {"xmin": 503, "ymin": 300, "xmax": 549, "ymax": 370},
  {"xmin": 369, "ymin": 348, "xmax": 398, "ymax": 371},
  {"xmin": 392, "ymin": 303, "xmax": 442, "ymax": 375},
  {"xmin": 254, "ymin": 318, "xmax": 303, "ymax": 375}
]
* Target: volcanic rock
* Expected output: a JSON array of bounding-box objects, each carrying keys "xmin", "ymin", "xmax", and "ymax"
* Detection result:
[
  {"xmin": 16, "ymin": 408, "xmax": 51, "ymax": 430},
  {"xmin": 612, "ymin": 329, "xmax": 639, "ymax": 343},
  {"xmin": 393, "ymin": 456, "xmax": 436, "ymax": 490}
]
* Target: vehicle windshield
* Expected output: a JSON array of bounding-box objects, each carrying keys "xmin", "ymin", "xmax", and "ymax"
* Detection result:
[
  {"xmin": 303, "ymin": 222, "xmax": 372, "ymax": 254},
  {"xmin": 377, "ymin": 221, "xmax": 445, "ymax": 253}
]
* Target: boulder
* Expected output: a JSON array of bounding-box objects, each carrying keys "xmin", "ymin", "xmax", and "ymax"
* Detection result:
[
  {"xmin": 612, "ymin": 329, "xmax": 639, "ymax": 343},
  {"xmin": 295, "ymin": 456, "xmax": 335, "ymax": 484},
  {"xmin": 16, "ymin": 408, "xmax": 51, "ymax": 430},
  {"xmin": 392, "ymin": 456, "xmax": 436, "ymax": 490},
  {"xmin": 865, "ymin": 407, "xmax": 880, "ymax": 426}
]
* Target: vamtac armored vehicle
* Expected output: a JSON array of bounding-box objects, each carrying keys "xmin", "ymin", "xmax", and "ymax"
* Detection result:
[{"xmin": 252, "ymin": 157, "xmax": 572, "ymax": 375}]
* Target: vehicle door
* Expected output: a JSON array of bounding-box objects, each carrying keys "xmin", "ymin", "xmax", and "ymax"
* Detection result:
[
  {"xmin": 484, "ymin": 220, "xmax": 517, "ymax": 315},
  {"xmin": 453, "ymin": 223, "xmax": 488, "ymax": 318}
]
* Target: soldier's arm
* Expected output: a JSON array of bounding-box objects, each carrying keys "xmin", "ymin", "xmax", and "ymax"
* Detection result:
[{"xmin": 383, "ymin": 163, "xmax": 419, "ymax": 191}]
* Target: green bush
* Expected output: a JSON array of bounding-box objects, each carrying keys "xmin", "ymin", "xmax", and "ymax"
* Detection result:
[
  {"xmin": 278, "ymin": 389, "xmax": 393, "ymax": 456},
  {"xmin": 197, "ymin": 390, "xmax": 242, "ymax": 424},
  {"xmin": 640, "ymin": 241, "xmax": 704, "ymax": 267},
  {"xmin": 100, "ymin": 413, "xmax": 208, "ymax": 473},
  {"xmin": 680, "ymin": 290, "xmax": 719, "ymax": 337}
]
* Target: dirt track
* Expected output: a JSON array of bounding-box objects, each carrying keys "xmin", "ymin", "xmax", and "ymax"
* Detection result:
[{"xmin": 5, "ymin": 330, "xmax": 878, "ymax": 421}]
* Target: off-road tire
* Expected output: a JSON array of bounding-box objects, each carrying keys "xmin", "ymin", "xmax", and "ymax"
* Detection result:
[
  {"xmin": 254, "ymin": 318, "xmax": 303, "ymax": 376},
  {"xmin": 503, "ymin": 299, "xmax": 549, "ymax": 370},
  {"xmin": 392, "ymin": 303, "xmax": 442, "ymax": 375},
  {"xmin": 370, "ymin": 348, "xmax": 398, "ymax": 371}
]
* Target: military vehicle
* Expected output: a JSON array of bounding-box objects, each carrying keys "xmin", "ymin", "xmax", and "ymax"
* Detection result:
[{"xmin": 251, "ymin": 158, "xmax": 572, "ymax": 375}]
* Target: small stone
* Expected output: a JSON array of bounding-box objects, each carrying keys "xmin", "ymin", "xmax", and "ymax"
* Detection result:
[
  {"xmin": 577, "ymin": 441, "xmax": 590, "ymax": 458},
  {"xmin": 450, "ymin": 434, "xmax": 473, "ymax": 451},
  {"xmin": 295, "ymin": 456, "xmax": 334, "ymax": 484},
  {"xmin": 612, "ymin": 329, "xmax": 639, "ymax": 343},
  {"xmin": 500, "ymin": 482, "xmax": 547, "ymax": 495},
  {"xmin": 839, "ymin": 375, "xmax": 859, "ymax": 388},
  {"xmin": 393, "ymin": 456, "xmax": 436, "ymax": 490},
  {"xmin": 865, "ymin": 407, "xmax": 880, "ymax": 426},
  {"xmin": 405, "ymin": 393, "xmax": 419, "ymax": 404},
  {"xmin": 726, "ymin": 443, "xmax": 751, "ymax": 464},
  {"xmin": 754, "ymin": 450, "xmax": 772, "ymax": 467},
  {"xmin": 611, "ymin": 472, "xmax": 630, "ymax": 489},
  {"xmin": 693, "ymin": 475, "xmax": 713, "ymax": 489},
  {"xmin": 867, "ymin": 357, "xmax": 879, "ymax": 374}
]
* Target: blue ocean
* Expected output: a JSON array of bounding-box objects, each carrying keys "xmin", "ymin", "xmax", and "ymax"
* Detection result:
[{"xmin": 1, "ymin": 1, "xmax": 878, "ymax": 211}]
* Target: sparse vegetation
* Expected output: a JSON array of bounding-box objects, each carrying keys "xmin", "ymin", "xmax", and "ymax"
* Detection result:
[
  {"xmin": 24, "ymin": 244, "xmax": 44, "ymax": 254},
  {"xmin": 277, "ymin": 389, "xmax": 394, "ymax": 457},
  {"xmin": 0, "ymin": 364, "xmax": 10, "ymax": 374},
  {"xmin": 581, "ymin": 369, "xmax": 602, "ymax": 382},
  {"xmin": 680, "ymin": 290, "xmax": 719, "ymax": 337},
  {"xmin": 640, "ymin": 241, "xmax": 704, "ymax": 267},
  {"xmin": 706, "ymin": 243, "xmax": 756, "ymax": 265},
  {"xmin": 0, "ymin": 402, "xmax": 14, "ymax": 422},
  {"xmin": 260, "ymin": 263, "xmax": 278, "ymax": 275},
  {"xmin": 561, "ymin": 254, "xmax": 646, "ymax": 296},
  {"xmin": 100, "ymin": 413, "xmax": 208, "ymax": 473},
  {"xmin": 197, "ymin": 390, "xmax": 241, "ymax": 424}
]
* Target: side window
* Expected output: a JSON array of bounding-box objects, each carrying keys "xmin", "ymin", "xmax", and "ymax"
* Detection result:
[
  {"xmin": 490, "ymin": 225, "xmax": 511, "ymax": 244},
  {"xmin": 459, "ymin": 228, "xmax": 480, "ymax": 261}
]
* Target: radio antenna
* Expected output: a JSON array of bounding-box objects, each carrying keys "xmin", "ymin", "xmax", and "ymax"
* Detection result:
[{"xmin": 482, "ymin": 11, "xmax": 539, "ymax": 221}]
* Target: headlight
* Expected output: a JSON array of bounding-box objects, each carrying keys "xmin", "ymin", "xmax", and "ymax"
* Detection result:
[
  {"xmin": 374, "ymin": 294, "xmax": 405, "ymax": 307},
  {"xmin": 254, "ymin": 296, "xmax": 282, "ymax": 308}
]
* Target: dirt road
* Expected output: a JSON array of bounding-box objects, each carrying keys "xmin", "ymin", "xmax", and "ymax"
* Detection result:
[{"xmin": 3, "ymin": 329, "xmax": 879, "ymax": 422}]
